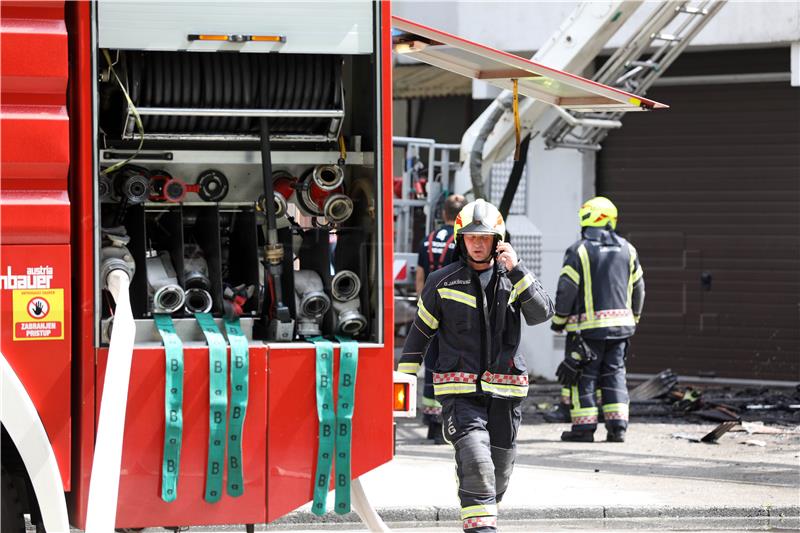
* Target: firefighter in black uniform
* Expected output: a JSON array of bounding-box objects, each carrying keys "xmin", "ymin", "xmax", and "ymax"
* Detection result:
[
  {"xmin": 399, "ymin": 199, "xmax": 553, "ymax": 532},
  {"xmin": 415, "ymin": 194, "xmax": 467, "ymax": 444},
  {"xmin": 552, "ymin": 196, "xmax": 645, "ymax": 443}
]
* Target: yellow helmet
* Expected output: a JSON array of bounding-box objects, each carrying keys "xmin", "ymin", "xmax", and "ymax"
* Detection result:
[
  {"xmin": 453, "ymin": 199, "xmax": 506, "ymax": 241},
  {"xmin": 579, "ymin": 196, "xmax": 618, "ymax": 230}
]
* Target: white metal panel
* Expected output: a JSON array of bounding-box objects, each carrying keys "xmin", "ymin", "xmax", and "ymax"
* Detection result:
[
  {"xmin": 393, "ymin": 15, "xmax": 667, "ymax": 112},
  {"xmin": 98, "ymin": 1, "xmax": 373, "ymax": 54}
]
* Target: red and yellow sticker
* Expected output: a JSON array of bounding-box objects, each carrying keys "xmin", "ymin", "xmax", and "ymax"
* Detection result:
[{"xmin": 12, "ymin": 288, "xmax": 64, "ymax": 341}]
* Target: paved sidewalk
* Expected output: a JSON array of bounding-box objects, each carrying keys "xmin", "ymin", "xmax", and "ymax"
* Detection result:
[{"xmin": 273, "ymin": 417, "xmax": 800, "ymax": 528}]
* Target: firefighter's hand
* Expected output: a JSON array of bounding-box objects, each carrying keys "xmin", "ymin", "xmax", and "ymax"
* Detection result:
[
  {"xmin": 556, "ymin": 358, "xmax": 580, "ymax": 387},
  {"xmin": 496, "ymin": 241, "xmax": 519, "ymax": 270}
]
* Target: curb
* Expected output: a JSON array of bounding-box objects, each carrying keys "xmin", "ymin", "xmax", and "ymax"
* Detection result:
[{"xmin": 269, "ymin": 504, "xmax": 800, "ymax": 526}]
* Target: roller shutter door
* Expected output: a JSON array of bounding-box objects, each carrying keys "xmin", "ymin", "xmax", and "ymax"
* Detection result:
[{"xmin": 597, "ymin": 80, "xmax": 800, "ymax": 381}]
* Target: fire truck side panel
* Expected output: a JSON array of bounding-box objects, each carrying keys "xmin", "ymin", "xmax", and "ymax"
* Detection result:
[
  {"xmin": 380, "ymin": 1, "xmax": 395, "ymax": 347},
  {"xmin": 95, "ymin": 346, "xmax": 268, "ymax": 528},
  {"xmin": 266, "ymin": 346, "xmax": 393, "ymax": 521},
  {"xmin": 0, "ymin": 245, "xmax": 72, "ymax": 490},
  {"xmin": 97, "ymin": 1, "xmax": 374, "ymax": 55},
  {"xmin": 65, "ymin": 1, "xmax": 97, "ymax": 524},
  {"xmin": 0, "ymin": 2, "xmax": 69, "ymax": 190},
  {"xmin": 0, "ymin": 0, "xmax": 73, "ymax": 494}
]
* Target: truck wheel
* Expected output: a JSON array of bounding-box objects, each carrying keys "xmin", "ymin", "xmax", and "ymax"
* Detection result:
[{"xmin": 1, "ymin": 465, "xmax": 25, "ymax": 533}]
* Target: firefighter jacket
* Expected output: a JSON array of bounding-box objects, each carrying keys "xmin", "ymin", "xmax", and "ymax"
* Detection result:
[
  {"xmin": 551, "ymin": 227, "xmax": 645, "ymax": 340},
  {"xmin": 398, "ymin": 259, "xmax": 553, "ymax": 399}
]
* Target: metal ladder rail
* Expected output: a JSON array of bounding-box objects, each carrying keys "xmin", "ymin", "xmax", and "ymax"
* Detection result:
[
  {"xmin": 544, "ymin": 0, "xmax": 726, "ymax": 151},
  {"xmin": 541, "ymin": 1, "xmax": 692, "ymax": 150}
]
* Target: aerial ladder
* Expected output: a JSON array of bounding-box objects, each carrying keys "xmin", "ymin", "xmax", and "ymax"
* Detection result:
[
  {"xmin": 544, "ymin": 0, "xmax": 727, "ymax": 151},
  {"xmin": 457, "ymin": 0, "xmax": 726, "ymax": 197}
]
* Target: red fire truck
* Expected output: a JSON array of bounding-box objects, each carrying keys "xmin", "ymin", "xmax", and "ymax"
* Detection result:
[{"xmin": 0, "ymin": 2, "xmax": 663, "ymax": 531}]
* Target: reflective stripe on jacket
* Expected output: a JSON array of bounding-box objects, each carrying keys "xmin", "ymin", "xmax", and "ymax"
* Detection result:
[{"xmin": 552, "ymin": 227, "xmax": 644, "ymax": 340}]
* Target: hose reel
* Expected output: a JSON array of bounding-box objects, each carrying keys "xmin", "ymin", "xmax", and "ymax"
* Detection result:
[{"xmin": 116, "ymin": 51, "xmax": 344, "ymax": 143}]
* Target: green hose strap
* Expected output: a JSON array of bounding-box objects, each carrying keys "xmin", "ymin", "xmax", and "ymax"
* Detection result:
[
  {"xmin": 154, "ymin": 314, "xmax": 184, "ymax": 503},
  {"xmin": 195, "ymin": 312, "xmax": 228, "ymax": 503},
  {"xmin": 309, "ymin": 337, "xmax": 335, "ymax": 516},
  {"xmin": 333, "ymin": 336, "xmax": 358, "ymax": 514},
  {"xmin": 223, "ymin": 316, "xmax": 249, "ymax": 497}
]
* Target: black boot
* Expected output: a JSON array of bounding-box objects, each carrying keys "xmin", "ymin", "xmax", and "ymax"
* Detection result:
[
  {"xmin": 560, "ymin": 429, "xmax": 594, "ymax": 442},
  {"xmin": 543, "ymin": 403, "xmax": 571, "ymax": 423},
  {"xmin": 606, "ymin": 428, "xmax": 626, "ymax": 443},
  {"xmin": 427, "ymin": 422, "xmax": 446, "ymax": 444}
]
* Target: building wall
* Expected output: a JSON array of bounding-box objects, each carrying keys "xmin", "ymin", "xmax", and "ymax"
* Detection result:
[
  {"xmin": 393, "ymin": 1, "xmax": 800, "ymax": 380},
  {"xmin": 393, "ymin": 2, "xmax": 800, "ymax": 53}
]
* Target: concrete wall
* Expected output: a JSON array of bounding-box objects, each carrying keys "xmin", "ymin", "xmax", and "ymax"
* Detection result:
[{"xmin": 519, "ymin": 111, "xmax": 596, "ymax": 378}]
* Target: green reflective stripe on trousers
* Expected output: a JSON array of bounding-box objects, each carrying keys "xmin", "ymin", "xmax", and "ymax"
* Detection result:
[
  {"xmin": 461, "ymin": 503, "xmax": 498, "ymax": 519},
  {"xmin": 310, "ymin": 337, "xmax": 335, "ymax": 515},
  {"xmin": 577, "ymin": 244, "xmax": 594, "ymax": 319},
  {"xmin": 571, "ymin": 384, "xmax": 581, "ymax": 408},
  {"xmin": 224, "ymin": 316, "xmax": 249, "ymax": 497},
  {"xmin": 154, "ymin": 314, "xmax": 184, "ymax": 503},
  {"xmin": 195, "ymin": 312, "xmax": 228, "ymax": 503},
  {"xmin": 602, "ymin": 402, "xmax": 629, "ymax": 413},
  {"xmin": 334, "ymin": 336, "xmax": 358, "ymax": 514}
]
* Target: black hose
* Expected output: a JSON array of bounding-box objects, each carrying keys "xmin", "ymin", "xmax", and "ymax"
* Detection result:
[
  {"xmin": 209, "ymin": 53, "xmax": 223, "ymax": 131},
  {"xmin": 166, "ymin": 52, "xmax": 180, "ymax": 132},
  {"xmin": 179, "ymin": 52, "xmax": 191, "ymax": 132},
  {"xmin": 220, "ymin": 53, "xmax": 233, "ymax": 132},
  {"xmin": 151, "ymin": 52, "xmax": 163, "ymax": 132},
  {"xmin": 199, "ymin": 53, "xmax": 212, "ymax": 132},
  {"xmin": 188, "ymin": 52, "xmax": 200, "ymax": 132},
  {"xmin": 160, "ymin": 52, "xmax": 172, "ymax": 132},
  {"xmin": 258, "ymin": 117, "xmax": 287, "ymax": 317},
  {"xmin": 274, "ymin": 54, "xmax": 288, "ymax": 132},
  {"xmin": 299, "ymin": 56, "xmax": 312, "ymax": 132},
  {"xmin": 240, "ymin": 53, "xmax": 252, "ymax": 132},
  {"xmin": 141, "ymin": 53, "xmax": 152, "ymax": 131}
]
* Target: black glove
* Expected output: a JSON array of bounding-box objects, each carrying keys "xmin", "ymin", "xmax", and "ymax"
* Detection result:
[
  {"xmin": 555, "ymin": 357, "xmax": 580, "ymax": 387},
  {"xmin": 556, "ymin": 333, "xmax": 596, "ymax": 386}
]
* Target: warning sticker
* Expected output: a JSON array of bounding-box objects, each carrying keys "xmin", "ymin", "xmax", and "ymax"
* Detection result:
[{"xmin": 13, "ymin": 288, "xmax": 64, "ymax": 341}]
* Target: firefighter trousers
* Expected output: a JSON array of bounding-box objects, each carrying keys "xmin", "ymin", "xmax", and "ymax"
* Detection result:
[
  {"xmin": 422, "ymin": 338, "xmax": 442, "ymax": 425},
  {"xmin": 570, "ymin": 338, "xmax": 629, "ymax": 433},
  {"xmin": 441, "ymin": 395, "xmax": 522, "ymax": 532}
]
